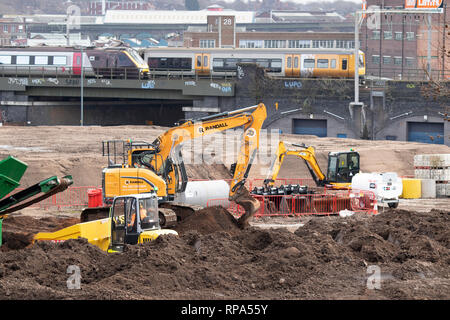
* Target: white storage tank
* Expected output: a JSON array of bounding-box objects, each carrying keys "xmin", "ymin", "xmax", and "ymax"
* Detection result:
[
  {"xmin": 173, "ymin": 180, "xmax": 230, "ymax": 207},
  {"xmin": 351, "ymin": 172, "xmax": 403, "ymax": 208}
]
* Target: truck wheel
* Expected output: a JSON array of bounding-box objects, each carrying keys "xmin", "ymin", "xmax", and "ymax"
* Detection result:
[{"xmin": 388, "ymin": 202, "xmax": 399, "ymax": 209}]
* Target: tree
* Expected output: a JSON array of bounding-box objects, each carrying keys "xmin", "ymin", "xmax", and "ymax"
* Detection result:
[{"xmin": 185, "ymin": 0, "xmax": 200, "ymax": 11}]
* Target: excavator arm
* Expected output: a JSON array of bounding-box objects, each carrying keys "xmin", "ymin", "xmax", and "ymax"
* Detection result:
[{"xmin": 151, "ymin": 103, "xmax": 267, "ymax": 227}]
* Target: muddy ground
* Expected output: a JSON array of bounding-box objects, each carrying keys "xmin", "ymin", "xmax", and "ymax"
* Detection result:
[
  {"xmin": 0, "ymin": 126, "xmax": 449, "ymax": 300},
  {"xmin": 0, "ymin": 207, "xmax": 449, "ymax": 300}
]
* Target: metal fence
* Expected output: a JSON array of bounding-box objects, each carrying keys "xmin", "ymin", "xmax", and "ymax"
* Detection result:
[{"xmin": 207, "ymin": 189, "xmax": 378, "ymax": 218}]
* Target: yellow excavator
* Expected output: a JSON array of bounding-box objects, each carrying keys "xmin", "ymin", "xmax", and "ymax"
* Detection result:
[
  {"xmin": 81, "ymin": 103, "xmax": 267, "ymax": 228},
  {"xmin": 252, "ymin": 141, "xmax": 360, "ymax": 195}
]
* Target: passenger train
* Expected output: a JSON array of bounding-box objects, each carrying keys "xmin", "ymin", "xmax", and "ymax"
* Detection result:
[
  {"xmin": 0, "ymin": 46, "xmax": 149, "ymax": 78},
  {"xmin": 141, "ymin": 47, "xmax": 366, "ymax": 79},
  {"xmin": 0, "ymin": 46, "xmax": 365, "ymax": 79}
]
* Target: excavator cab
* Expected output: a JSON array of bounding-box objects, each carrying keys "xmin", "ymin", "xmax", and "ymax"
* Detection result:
[
  {"xmin": 110, "ymin": 193, "xmax": 165, "ymax": 252},
  {"xmin": 327, "ymin": 151, "xmax": 360, "ymax": 184}
]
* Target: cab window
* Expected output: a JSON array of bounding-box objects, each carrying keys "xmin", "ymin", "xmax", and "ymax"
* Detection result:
[
  {"xmin": 118, "ymin": 53, "xmax": 134, "ymax": 67},
  {"xmin": 126, "ymin": 197, "xmax": 137, "ymax": 233}
]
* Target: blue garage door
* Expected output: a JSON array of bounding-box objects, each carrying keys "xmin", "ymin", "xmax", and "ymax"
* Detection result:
[
  {"xmin": 407, "ymin": 122, "xmax": 444, "ymax": 144},
  {"xmin": 293, "ymin": 119, "xmax": 327, "ymax": 137}
]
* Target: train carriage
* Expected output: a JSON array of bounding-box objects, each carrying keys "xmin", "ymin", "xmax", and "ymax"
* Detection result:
[
  {"xmin": 0, "ymin": 46, "xmax": 149, "ymax": 79},
  {"xmin": 142, "ymin": 47, "xmax": 365, "ymax": 79}
]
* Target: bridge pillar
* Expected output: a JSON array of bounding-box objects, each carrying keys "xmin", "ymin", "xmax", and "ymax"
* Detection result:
[{"xmin": 348, "ymin": 102, "xmax": 366, "ymax": 139}]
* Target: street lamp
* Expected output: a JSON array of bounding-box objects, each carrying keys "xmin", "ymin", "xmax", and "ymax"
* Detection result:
[{"xmin": 80, "ymin": 46, "xmax": 84, "ymax": 126}]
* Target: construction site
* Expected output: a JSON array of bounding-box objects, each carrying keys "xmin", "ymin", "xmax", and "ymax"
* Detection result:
[{"xmin": 0, "ymin": 103, "xmax": 449, "ymax": 300}]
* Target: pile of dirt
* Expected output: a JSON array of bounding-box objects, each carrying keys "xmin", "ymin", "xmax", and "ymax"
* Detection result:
[
  {"xmin": 1, "ymin": 216, "xmax": 80, "ymax": 251},
  {"xmin": 0, "ymin": 207, "xmax": 449, "ymax": 300},
  {"xmin": 174, "ymin": 206, "xmax": 241, "ymax": 236}
]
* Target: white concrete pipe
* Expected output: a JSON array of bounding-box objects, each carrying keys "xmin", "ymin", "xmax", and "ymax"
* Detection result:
[{"xmin": 173, "ymin": 180, "xmax": 230, "ymax": 207}]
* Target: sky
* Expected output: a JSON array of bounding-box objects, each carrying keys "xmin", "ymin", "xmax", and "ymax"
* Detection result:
[{"xmin": 221, "ymin": 0, "xmax": 362, "ymax": 3}]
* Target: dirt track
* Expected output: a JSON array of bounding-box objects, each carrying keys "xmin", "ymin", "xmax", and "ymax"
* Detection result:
[{"xmin": 0, "ymin": 208, "xmax": 449, "ymax": 299}]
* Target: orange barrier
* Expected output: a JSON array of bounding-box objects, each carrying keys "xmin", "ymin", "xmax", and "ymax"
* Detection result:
[{"xmin": 12, "ymin": 186, "xmax": 101, "ymax": 209}]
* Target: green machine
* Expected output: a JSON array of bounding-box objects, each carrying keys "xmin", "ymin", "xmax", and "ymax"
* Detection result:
[{"xmin": 0, "ymin": 156, "xmax": 73, "ymax": 247}]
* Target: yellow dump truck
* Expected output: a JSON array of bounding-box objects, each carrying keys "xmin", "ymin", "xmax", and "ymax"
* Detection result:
[{"xmin": 33, "ymin": 192, "xmax": 177, "ymax": 252}]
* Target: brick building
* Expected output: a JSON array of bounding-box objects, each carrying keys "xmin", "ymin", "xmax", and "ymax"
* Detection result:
[
  {"xmin": 361, "ymin": 0, "xmax": 449, "ymax": 79},
  {"xmin": 183, "ymin": 14, "xmax": 356, "ymax": 49},
  {"xmin": 0, "ymin": 17, "xmax": 27, "ymax": 46}
]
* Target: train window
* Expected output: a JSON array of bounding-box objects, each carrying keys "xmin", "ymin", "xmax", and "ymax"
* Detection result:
[
  {"xmin": 240, "ymin": 59, "xmax": 255, "ymax": 64},
  {"xmin": 118, "ymin": 53, "xmax": 134, "ymax": 67},
  {"xmin": 35, "ymin": 56, "xmax": 48, "ymax": 65},
  {"xmin": 287, "ymin": 57, "xmax": 292, "ymax": 68},
  {"xmin": 148, "ymin": 58, "xmax": 159, "ymax": 69},
  {"xmin": 317, "ymin": 59, "xmax": 329, "ymax": 68},
  {"xmin": 224, "ymin": 58, "xmax": 238, "ymax": 70},
  {"xmin": 268, "ymin": 59, "xmax": 282, "ymax": 72},
  {"xmin": 304, "ymin": 59, "xmax": 315, "ymax": 68},
  {"xmin": 158, "ymin": 58, "xmax": 168, "ymax": 68},
  {"xmin": 330, "ymin": 59, "xmax": 336, "ymax": 69},
  {"xmin": 213, "ymin": 58, "xmax": 224, "ymax": 68},
  {"xmin": 0, "ymin": 55, "xmax": 11, "ymax": 64},
  {"xmin": 54, "ymin": 56, "xmax": 67, "ymax": 65},
  {"xmin": 256, "ymin": 59, "xmax": 269, "ymax": 68},
  {"xmin": 16, "ymin": 56, "xmax": 30, "ymax": 65},
  {"xmin": 341, "ymin": 59, "xmax": 348, "ymax": 70},
  {"xmin": 294, "ymin": 57, "xmax": 299, "ymax": 68},
  {"xmin": 180, "ymin": 58, "xmax": 191, "ymax": 70}
]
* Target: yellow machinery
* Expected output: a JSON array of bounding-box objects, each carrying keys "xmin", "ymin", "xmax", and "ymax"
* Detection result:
[
  {"xmin": 34, "ymin": 192, "xmax": 177, "ymax": 252},
  {"xmin": 255, "ymin": 141, "xmax": 360, "ymax": 194},
  {"xmin": 82, "ymin": 103, "xmax": 267, "ymax": 228}
]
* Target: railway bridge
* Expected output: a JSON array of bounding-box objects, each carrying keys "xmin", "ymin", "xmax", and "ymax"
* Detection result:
[{"xmin": 0, "ymin": 64, "xmax": 448, "ymax": 145}]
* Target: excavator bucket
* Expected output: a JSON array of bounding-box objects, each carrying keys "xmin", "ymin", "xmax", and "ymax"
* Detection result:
[{"xmin": 231, "ymin": 186, "xmax": 260, "ymax": 229}]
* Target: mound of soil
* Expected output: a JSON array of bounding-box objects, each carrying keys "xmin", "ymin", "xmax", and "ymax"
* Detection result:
[
  {"xmin": 174, "ymin": 206, "xmax": 241, "ymax": 236},
  {"xmin": 0, "ymin": 207, "xmax": 449, "ymax": 300},
  {"xmin": 1, "ymin": 216, "xmax": 80, "ymax": 251}
]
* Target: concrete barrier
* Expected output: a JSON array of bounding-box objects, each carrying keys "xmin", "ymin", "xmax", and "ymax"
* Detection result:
[{"xmin": 421, "ymin": 179, "xmax": 436, "ymax": 199}]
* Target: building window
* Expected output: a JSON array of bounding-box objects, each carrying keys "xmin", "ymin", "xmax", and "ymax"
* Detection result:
[
  {"xmin": 264, "ymin": 40, "xmax": 286, "ymax": 48},
  {"xmin": 372, "ymin": 55, "xmax": 380, "ymax": 64},
  {"xmin": 200, "ymin": 39, "xmax": 215, "ymax": 48},
  {"xmin": 395, "ymin": 32, "xmax": 403, "ymax": 40},
  {"xmin": 406, "ymin": 32, "xmax": 415, "ymax": 41},
  {"xmin": 18, "ymin": 25, "xmax": 23, "ymax": 33},
  {"xmin": 239, "ymin": 40, "xmax": 263, "ymax": 48},
  {"xmin": 372, "ymin": 31, "xmax": 380, "ymax": 40},
  {"xmin": 3, "ymin": 25, "xmax": 8, "ymax": 33},
  {"xmin": 405, "ymin": 57, "xmax": 415, "ymax": 66},
  {"xmin": 384, "ymin": 31, "xmax": 393, "ymax": 40},
  {"xmin": 288, "ymin": 40, "xmax": 311, "ymax": 48},
  {"xmin": 393, "ymin": 57, "xmax": 402, "ymax": 65},
  {"xmin": 383, "ymin": 56, "xmax": 391, "ymax": 64}
]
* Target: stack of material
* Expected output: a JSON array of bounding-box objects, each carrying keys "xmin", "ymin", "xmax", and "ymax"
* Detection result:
[{"xmin": 414, "ymin": 154, "xmax": 450, "ymax": 197}]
